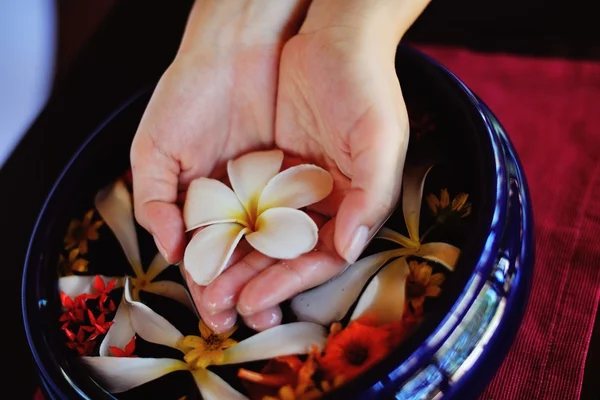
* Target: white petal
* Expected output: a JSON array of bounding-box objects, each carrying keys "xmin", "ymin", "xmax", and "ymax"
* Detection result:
[
  {"xmin": 82, "ymin": 356, "xmax": 188, "ymax": 393},
  {"xmin": 350, "ymin": 257, "xmax": 410, "ymax": 324},
  {"xmin": 227, "ymin": 149, "xmax": 283, "ymax": 217},
  {"xmin": 183, "ymin": 178, "xmax": 249, "ymax": 231},
  {"xmin": 245, "ymin": 208, "xmax": 318, "ymax": 259},
  {"xmin": 95, "ymin": 180, "xmax": 143, "ymax": 277},
  {"xmin": 99, "ymin": 297, "xmax": 134, "ymax": 356},
  {"xmin": 145, "ymin": 253, "xmax": 171, "ymax": 282},
  {"xmin": 402, "ymin": 165, "xmax": 433, "ymax": 243},
  {"xmin": 193, "ymin": 369, "xmax": 248, "ymax": 400},
  {"xmin": 257, "ymin": 164, "xmax": 333, "ymax": 215},
  {"xmin": 145, "ymin": 280, "xmax": 197, "ymax": 315},
  {"xmin": 376, "ymin": 227, "xmax": 419, "ymax": 249},
  {"xmin": 183, "ymin": 223, "xmax": 249, "ymax": 285},
  {"xmin": 58, "ymin": 275, "xmax": 120, "ymax": 298},
  {"xmin": 416, "ymin": 242, "xmax": 460, "ymax": 271},
  {"xmin": 124, "ymin": 278, "xmax": 184, "ymax": 348},
  {"xmin": 290, "ymin": 250, "xmax": 400, "ymax": 325},
  {"xmin": 222, "ymin": 322, "xmax": 326, "ymax": 365}
]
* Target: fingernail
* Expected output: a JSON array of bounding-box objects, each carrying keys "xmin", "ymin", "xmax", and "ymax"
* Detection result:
[
  {"xmin": 236, "ymin": 303, "xmax": 254, "ymax": 317},
  {"xmin": 344, "ymin": 225, "xmax": 369, "ymax": 263},
  {"xmin": 154, "ymin": 237, "xmax": 169, "ymax": 263}
]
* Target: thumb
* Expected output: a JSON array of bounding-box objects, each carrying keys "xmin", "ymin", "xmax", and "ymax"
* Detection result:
[
  {"xmin": 334, "ymin": 80, "xmax": 409, "ymax": 263},
  {"xmin": 130, "ymin": 132, "xmax": 186, "ymax": 264}
]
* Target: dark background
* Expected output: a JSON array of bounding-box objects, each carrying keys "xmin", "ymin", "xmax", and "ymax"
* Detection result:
[{"xmin": 3, "ymin": 0, "xmax": 599, "ymax": 398}]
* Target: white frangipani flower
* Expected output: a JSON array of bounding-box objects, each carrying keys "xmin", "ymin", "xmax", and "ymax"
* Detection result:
[
  {"xmin": 58, "ymin": 179, "xmax": 195, "ymax": 355},
  {"xmin": 183, "ymin": 149, "xmax": 333, "ymax": 285},
  {"xmin": 291, "ymin": 164, "xmax": 460, "ymax": 326},
  {"xmin": 82, "ymin": 279, "xmax": 327, "ymax": 400}
]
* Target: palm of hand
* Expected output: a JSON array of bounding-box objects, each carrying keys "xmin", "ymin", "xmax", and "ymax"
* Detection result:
[{"xmin": 199, "ymin": 32, "xmax": 409, "ymax": 332}]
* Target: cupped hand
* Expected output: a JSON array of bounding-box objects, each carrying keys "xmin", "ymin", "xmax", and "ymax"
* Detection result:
[
  {"xmin": 130, "ymin": 1, "xmax": 310, "ymax": 330},
  {"xmin": 200, "ymin": 11, "xmax": 417, "ymax": 331}
]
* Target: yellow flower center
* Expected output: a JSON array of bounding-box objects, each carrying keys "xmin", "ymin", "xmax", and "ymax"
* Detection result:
[{"xmin": 177, "ymin": 321, "xmax": 238, "ymax": 370}]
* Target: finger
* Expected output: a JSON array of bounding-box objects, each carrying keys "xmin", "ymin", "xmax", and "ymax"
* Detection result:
[
  {"xmin": 237, "ymin": 219, "xmax": 346, "ymax": 315},
  {"xmin": 242, "ymin": 306, "xmax": 283, "ymax": 331},
  {"xmin": 202, "ymin": 211, "xmax": 328, "ymax": 314},
  {"xmin": 130, "ymin": 130, "xmax": 184, "ymax": 264},
  {"xmin": 201, "ymin": 250, "xmax": 276, "ymax": 314},
  {"xmin": 183, "ymin": 267, "xmax": 238, "ymax": 333},
  {"xmin": 335, "ymin": 72, "xmax": 409, "ymax": 263}
]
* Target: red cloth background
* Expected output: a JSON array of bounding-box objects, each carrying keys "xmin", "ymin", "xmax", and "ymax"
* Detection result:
[{"xmin": 417, "ymin": 45, "xmax": 600, "ymax": 399}]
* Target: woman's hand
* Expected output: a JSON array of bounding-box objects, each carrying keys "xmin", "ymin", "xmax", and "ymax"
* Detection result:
[
  {"xmin": 130, "ymin": 0, "xmax": 310, "ymax": 329},
  {"xmin": 199, "ymin": 0, "xmax": 431, "ymax": 332}
]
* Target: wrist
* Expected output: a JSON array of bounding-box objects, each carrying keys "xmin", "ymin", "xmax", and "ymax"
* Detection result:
[
  {"xmin": 177, "ymin": 0, "xmax": 310, "ymax": 55},
  {"xmin": 300, "ymin": 0, "xmax": 431, "ymax": 53}
]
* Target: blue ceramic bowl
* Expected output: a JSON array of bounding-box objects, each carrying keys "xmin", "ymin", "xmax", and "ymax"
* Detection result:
[{"xmin": 22, "ymin": 45, "xmax": 534, "ymax": 400}]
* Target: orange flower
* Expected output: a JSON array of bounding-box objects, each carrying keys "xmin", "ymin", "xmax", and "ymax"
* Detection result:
[
  {"xmin": 64, "ymin": 209, "xmax": 103, "ymax": 255},
  {"xmin": 318, "ymin": 319, "xmax": 391, "ymax": 382},
  {"xmin": 406, "ymin": 260, "xmax": 445, "ymax": 311},
  {"xmin": 58, "ymin": 248, "xmax": 89, "ymax": 276},
  {"xmin": 239, "ymin": 346, "xmax": 330, "ymax": 400}
]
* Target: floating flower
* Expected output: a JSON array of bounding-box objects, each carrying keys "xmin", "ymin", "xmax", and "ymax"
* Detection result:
[
  {"xmin": 82, "ymin": 279, "xmax": 328, "ymax": 400},
  {"xmin": 59, "ymin": 292, "xmax": 88, "ymax": 327},
  {"xmin": 183, "ymin": 149, "xmax": 333, "ymax": 285},
  {"xmin": 64, "ymin": 209, "xmax": 103, "ymax": 255},
  {"xmin": 65, "ymin": 326, "xmax": 96, "ymax": 356},
  {"xmin": 58, "ymin": 179, "xmax": 196, "ymax": 356},
  {"xmin": 291, "ymin": 164, "xmax": 460, "ymax": 326},
  {"xmin": 177, "ymin": 320, "xmax": 238, "ymax": 369},
  {"xmin": 239, "ymin": 345, "xmax": 341, "ymax": 400},
  {"xmin": 82, "ymin": 309, "xmax": 114, "ymax": 341},
  {"xmin": 318, "ymin": 318, "xmax": 392, "ymax": 382},
  {"xmin": 406, "ymin": 260, "xmax": 445, "ymax": 310},
  {"xmin": 427, "ymin": 189, "xmax": 472, "ymax": 222},
  {"xmin": 58, "ymin": 248, "xmax": 89, "ymax": 276},
  {"xmin": 110, "ymin": 337, "xmax": 136, "ymax": 357}
]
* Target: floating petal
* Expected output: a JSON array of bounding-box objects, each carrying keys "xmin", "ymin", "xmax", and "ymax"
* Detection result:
[
  {"xmin": 222, "ymin": 322, "xmax": 326, "ymax": 365},
  {"xmin": 245, "ymin": 208, "xmax": 318, "ymax": 259},
  {"xmin": 350, "ymin": 257, "xmax": 410, "ymax": 324},
  {"xmin": 99, "ymin": 297, "xmax": 133, "ymax": 356},
  {"xmin": 257, "ymin": 164, "xmax": 333, "ymax": 215},
  {"xmin": 376, "ymin": 227, "xmax": 419, "ymax": 249},
  {"xmin": 184, "ymin": 178, "xmax": 249, "ymax": 231},
  {"xmin": 291, "ymin": 250, "xmax": 405, "ymax": 325},
  {"xmin": 95, "ymin": 180, "xmax": 143, "ymax": 277},
  {"xmin": 402, "ymin": 165, "xmax": 433, "ymax": 243},
  {"xmin": 416, "ymin": 242, "xmax": 460, "ymax": 271},
  {"xmin": 228, "ymin": 149, "xmax": 283, "ymax": 218},
  {"xmin": 124, "ymin": 278, "xmax": 183, "ymax": 348},
  {"xmin": 183, "ymin": 223, "xmax": 249, "ymax": 285},
  {"xmin": 145, "ymin": 253, "xmax": 171, "ymax": 282},
  {"xmin": 145, "ymin": 280, "xmax": 197, "ymax": 315},
  {"xmin": 81, "ymin": 356, "xmax": 187, "ymax": 393},
  {"xmin": 193, "ymin": 368, "xmax": 248, "ymax": 400},
  {"xmin": 58, "ymin": 275, "xmax": 120, "ymax": 298}
]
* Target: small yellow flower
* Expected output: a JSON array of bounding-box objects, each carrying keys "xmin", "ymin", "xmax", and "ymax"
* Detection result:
[
  {"xmin": 427, "ymin": 189, "xmax": 472, "ymax": 220},
  {"xmin": 177, "ymin": 320, "xmax": 237, "ymax": 369},
  {"xmin": 58, "ymin": 248, "xmax": 89, "ymax": 276},
  {"xmin": 406, "ymin": 260, "xmax": 445, "ymax": 310},
  {"xmin": 64, "ymin": 209, "xmax": 104, "ymax": 254}
]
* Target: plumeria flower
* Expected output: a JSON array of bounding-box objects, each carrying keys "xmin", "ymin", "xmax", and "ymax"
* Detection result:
[
  {"xmin": 64, "ymin": 209, "xmax": 103, "ymax": 255},
  {"xmin": 291, "ymin": 164, "xmax": 461, "ymax": 326},
  {"xmin": 183, "ymin": 149, "xmax": 333, "ymax": 285},
  {"xmin": 82, "ymin": 278, "xmax": 327, "ymax": 400},
  {"xmin": 58, "ymin": 179, "xmax": 195, "ymax": 355}
]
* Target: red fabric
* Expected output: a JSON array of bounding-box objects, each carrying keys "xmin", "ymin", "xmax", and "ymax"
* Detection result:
[{"xmin": 416, "ymin": 45, "xmax": 600, "ymax": 399}]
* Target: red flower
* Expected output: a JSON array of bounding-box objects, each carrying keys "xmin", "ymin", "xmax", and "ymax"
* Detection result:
[
  {"xmin": 59, "ymin": 292, "xmax": 88, "ymax": 328},
  {"xmin": 87, "ymin": 276, "xmax": 117, "ymax": 314},
  {"xmin": 110, "ymin": 336, "xmax": 137, "ymax": 357},
  {"xmin": 81, "ymin": 309, "xmax": 114, "ymax": 341},
  {"xmin": 65, "ymin": 326, "xmax": 96, "ymax": 356}
]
